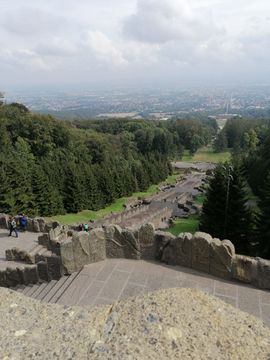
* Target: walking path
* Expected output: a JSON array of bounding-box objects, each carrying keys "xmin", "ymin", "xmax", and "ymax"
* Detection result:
[
  {"xmin": 14, "ymin": 259, "xmax": 270, "ymax": 327},
  {"xmin": 0, "ymin": 229, "xmax": 39, "ymax": 270}
]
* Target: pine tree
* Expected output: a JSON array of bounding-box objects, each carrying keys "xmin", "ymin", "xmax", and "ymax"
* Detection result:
[
  {"xmin": 200, "ymin": 162, "xmax": 253, "ymax": 254},
  {"xmin": 257, "ymin": 172, "xmax": 270, "ymax": 259}
]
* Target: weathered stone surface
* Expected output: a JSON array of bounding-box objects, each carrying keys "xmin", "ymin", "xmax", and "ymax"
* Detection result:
[
  {"xmin": 138, "ymin": 223, "xmax": 155, "ymax": 259},
  {"xmin": 38, "ymin": 233, "xmax": 50, "ymax": 248},
  {"xmin": 255, "ymin": 258, "xmax": 270, "ymax": 290},
  {"xmin": 210, "ymin": 239, "xmax": 235, "ymax": 279},
  {"xmin": 0, "ymin": 270, "xmax": 7, "ymax": 287},
  {"xmin": 27, "ymin": 219, "xmax": 40, "ymax": 233},
  {"xmin": 162, "ymin": 232, "xmax": 192, "ymax": 267},
  {"xmin": 88, "ymin": 228, "xmax": 106, "ymax": 263},
  {"xmin": 191, "ymin": 232, "xmax": 212, "ymax": 273},
  {"xmin": 60, "ymin": 240, "xmax": 76, "ymax": 274},
  {"xmin": 155, "ymin": 231, "xmax": 175, "ymax": 260},
  {"xmin": 37, "ymin": 261, "xmax": 50, "ymax": 282},
  {"xmin": 22, "ymin": 265, "xmax": 39, "ymax": 285},
  {"xmin": 0, "ymin": 287, "xmax": 269, "ymax": 359},
  {"xmin": 72, "ymin": 232, "xmax": 91, "ymax": 270},
  {"xmin": 105, "ymin": 225, "xmax": 140, "ymax": 259},
  {"xmin": 46, "ymin": 255, "xmax": 63, "ymax": 280},
  {"xmin": 5, "ymin": 268, "xmax": 21, "ymax": 287},
  {"xmin": 232, "ymin": 255, "xmax": 257, "ymax": 284},
  {"xmin": 36, "ymin": 218, "xmax": 46, "ymax": 232},
  {"xmin": 0, "ymin": 214, "xmax": 9, "ymax": 229}
]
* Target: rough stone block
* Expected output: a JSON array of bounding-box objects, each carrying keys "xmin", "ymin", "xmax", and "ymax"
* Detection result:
[
  {"xmin": 210, "ymin": 239, "xmax": 235, "ymax": 279},
  {"xmin": 138, "ymin": 223, "xmax": 155, "ymax": 259},
  {"xmin": 191, "ymin": 232, "xmax": 212, "ymax": 273},
  {"xmin": 232, "ymin": 255, "xmax": 257, "ymax": 284},
  {"xmin": 105, "ymin": 225, "xmax": 140, "ymax": 259},
  {"xmin": 23, "ymin": 265, "xmax": 39, "ymax": 285},
  {"xmin": 27, "ymin": 219, "xmax": 40, "ymax": 233},
  {"xmin": 37, "ymin": 261, "xmax": 50, "ymax": 282},
  {"xmin": 255, "ymin": 258, "xmax": 270, "ymax": 290},
  {"xmin": 162, "ymin": 233, "xmax": 192, "ymax": 267},
  {"xmin": 38, "ymin": 233, "xmax": 50, "ymax": 247},
  {"xmin": 0, "ymin": 214, "xmax": 9, "ymax": 229},
  {"xmin": 0, "ymin": 270, "xmax": 7, "ymax": 287},
  {"xmin": 155, "ymin": 231, "xmax": 176, "ymax": 260},
  {"xmin": 46, "ymin": 255, "xmax": 63, "ymax": 280},
  {"xmin": 36, "ymin": 218, "xmax": 46, "ymax": 232},
  {"xmin": 5, "ymin": 268, "xmax": 21, "ymax": 287},
  {"xmin": 72, "ymin": 232, "xmax": 91, "ymax": 270},
  {"xmin": 88, "ymin": 228, "xmax": 106, "ymax": 263},
  {"xmin": 60, "ymin": 240, "xmax": 76, "ymax": 274}
]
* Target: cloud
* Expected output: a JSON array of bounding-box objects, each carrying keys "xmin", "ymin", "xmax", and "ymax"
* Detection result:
[
  {"xmin": 123, "ymin": 0, "xmax": 218, "ymax": 44},
  {"xmin": 83, "ymin": 31, "xmax": 128, "ymax": 66},
  {"xmin": 2, "ymin": 7, "xmax": 66, "ymax": 36}
]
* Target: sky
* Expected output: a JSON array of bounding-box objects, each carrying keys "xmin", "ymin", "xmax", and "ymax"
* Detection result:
[{"xmin": 0, "ymin": 0, "xmax": 270, "ymax": 89}]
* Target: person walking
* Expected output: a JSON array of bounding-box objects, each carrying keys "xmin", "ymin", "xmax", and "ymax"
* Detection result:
[
  {"xmin": 8, "ymin": 217, "xmax": 18, "ymax": 238},
  {"xmin": 19, "ymin": 214, "xmax": 27, "ymax": 232}
]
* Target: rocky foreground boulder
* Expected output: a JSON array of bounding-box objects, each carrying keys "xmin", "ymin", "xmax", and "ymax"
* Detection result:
[{"xmin": 0, "ymin": 287, "xmax": 269, "ymax": 359}]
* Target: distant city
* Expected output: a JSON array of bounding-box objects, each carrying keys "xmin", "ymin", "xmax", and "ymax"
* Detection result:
[{"xmin": 4, "ymin": 86, "xmax": 270, "ymax": 120}]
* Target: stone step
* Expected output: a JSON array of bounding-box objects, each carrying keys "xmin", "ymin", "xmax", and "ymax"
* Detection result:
[
  {"xmin": 44, "ymin": 276, "xmax": 70, "ymax": 303},
  {"xmin": 49, "ymin": 272, "xmax": 80, "ymax": 304},
  {"xmin": 22, "ymin": 284, "xmax": 35, "ymax": 295},
  {"xmin": 30, "ymin": 282, "xmax": 49, "ymax": 299},
  {"xmin": 35, "ymin": 280, "xmax": 58, "ymax": 301}
]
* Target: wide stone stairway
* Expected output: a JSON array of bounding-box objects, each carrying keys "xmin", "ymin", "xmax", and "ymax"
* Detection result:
[{"xmin": 10, "ymin": 259, "xmax": 270, "ymax": 327}]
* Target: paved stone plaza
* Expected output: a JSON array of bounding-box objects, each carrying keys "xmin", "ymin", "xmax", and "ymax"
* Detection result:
[{"xmin": 17, "ymin": 258, "xmax": 270, "ymax": 327}]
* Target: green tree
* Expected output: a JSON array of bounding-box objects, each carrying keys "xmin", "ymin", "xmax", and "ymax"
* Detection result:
[
  {"xmin": 200, "ymin": 162, "xmax": 253, "ymax": 254},
  {"xmin": 257, "ymin": 172, "xmax": 270, "ymax": 259}
]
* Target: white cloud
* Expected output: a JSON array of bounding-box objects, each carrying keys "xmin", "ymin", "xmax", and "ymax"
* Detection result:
[{"xmin": 83, "ymin": 31, "xmax": 128, "ymax": 66}]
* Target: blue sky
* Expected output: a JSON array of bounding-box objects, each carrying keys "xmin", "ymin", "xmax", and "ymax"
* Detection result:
[{"xmin": 0, "ymin": 0, "xmax": 269, "ymax": 88}]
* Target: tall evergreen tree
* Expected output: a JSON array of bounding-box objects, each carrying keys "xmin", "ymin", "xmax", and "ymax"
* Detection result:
[
  {"xmin": 257, "ymin": 171, "xmax": 270, "ymax": 259},
  {"xmin": 200, "ymin": 162, "xmax": 253, "ymax": 254}
]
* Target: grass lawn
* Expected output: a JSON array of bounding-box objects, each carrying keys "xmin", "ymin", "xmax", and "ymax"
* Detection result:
[
  {"xmin": 194, "ymin": 194, "xmax": 205, "ymax": 205},
  {"xmin": 48, "ymin": 173, "xmax": 182, "ymax": 225},
  {"xmin": 182, "ymin": 146, "xmax": 231, "ymax": 163},
  {"xmin": 167, "ymin": 215, "xmax": 200, "ymax": 236}
]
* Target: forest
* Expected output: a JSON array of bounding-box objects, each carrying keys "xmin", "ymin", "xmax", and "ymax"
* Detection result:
[{"xmin": 0, "ymin": 103, "xmax": 216, "ymax": 217}]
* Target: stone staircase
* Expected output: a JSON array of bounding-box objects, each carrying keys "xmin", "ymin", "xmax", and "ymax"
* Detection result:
[
  {"xmin": 10, "ymin": 271, "xmax": 81, "ymax": 303},
  {"xmin": 1, "ymin": 226, "xmax": 69, "ymax": 288}
]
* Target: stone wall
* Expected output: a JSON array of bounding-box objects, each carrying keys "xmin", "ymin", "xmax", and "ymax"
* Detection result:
[
  {"xmin": 1, "ymin": 216, "xmax": 270, "ymax": 291},
  {"xmin": 0, "ymin": 214, "xmax": 59, "ymax": 233},
  {"xmin": 58, "ymin": 226, "xmax": 270, "ymax": 291}
]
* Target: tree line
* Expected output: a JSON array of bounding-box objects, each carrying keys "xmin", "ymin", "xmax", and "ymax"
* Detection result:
[
  {"xmin": 200, "ymin": 118, "xmax": 270, "ymax": 259},
  {"xmin": 0, "ymin": 103, "xmax": 216, "ymax": 217}
]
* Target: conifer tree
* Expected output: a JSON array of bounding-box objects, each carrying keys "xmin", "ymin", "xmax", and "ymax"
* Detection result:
[
  {"xmin": 200, "ymin": 162, "xmax": 252, "ymax": 254},
  {"xmin": 257, "ymin": 172, "xmax": 270, "ymax": 259}
]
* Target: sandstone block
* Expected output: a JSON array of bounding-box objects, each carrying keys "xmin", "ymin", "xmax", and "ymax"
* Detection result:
[
  {"xmin": 88, "ymin": 228, "xmax": 106, "ymax": 263},
  {"xmin": 5, "ymin": 268, "xmax": 21, "ymax": 287},
  {"xmin": 105, "ymin": 225, "xmax": 140, "ymax": 259},
  {"xmin": 37, "ymin": 261, "xmax": 50, "ymax": 282},
  {"xmin": 36, "ymin": 218, "xmax": 46, "ymax": 232},
  {"xmin": 162, "ymin": 233, "xmax": 192, "ymax": 267},
  {"xmin": 155, "ymin": 231, "xmax": 176, "ymax": 260},
  {"xmin": 0, "ymin": 270, "xmax": 7, "ymax": 287},
  {"xmin": 46, "ymin": 255, "xmax": 63, "ymax": 280},
  {"xmin": 138, "ymin": 223, "xmax": 155, "ymax": 259},
  {"xmin": 191, "ymin": 232, "xmax": 212, "ymax": 273},
  {"xmin": 232, "ymin": 255, "xmax": 257, "ymax": 284},
  {"xmin": 255, "ymin": 258, "xmax": 270, "ymax": 290},
  {"xmin": 72, "ymin": 232, "xmax": 91, "ymax": 270},
  {"xmin": 210, "ymin": 239, "xmax": 235, "ymax": 279},
  {"xmin": 23, "ymin": 265, "xmax": 39, "ymax": 285},
  {"xmin": 0, "ymin": 214, "xmax": 9, "ymax": 229},
  {"xmin": 38, "ymin": 233, "xmax": 50, "ymax": 248},
  {"xmin": 27, "ymin": 219, "xmax": 40, "ymax": 233},
  {"xmin": 60, "ymin": 240, "xmax": 76, "ymax": 274}
]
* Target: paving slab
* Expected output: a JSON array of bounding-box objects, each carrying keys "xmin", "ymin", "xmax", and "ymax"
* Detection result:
[
  {"xmin": 8, "ymin": 258, "xmax": 270, "ymax": 327},
  {"xmin": 0, "ymin": 229, "xmax": 40, "ymax": 270}
]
